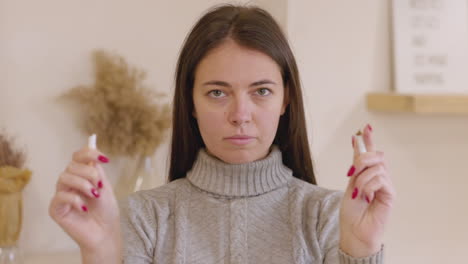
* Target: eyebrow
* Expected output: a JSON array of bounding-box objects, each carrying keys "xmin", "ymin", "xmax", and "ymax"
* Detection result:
[{"xmin": 202, "ymin": 79, "xmax": 277, "ymax": 88}]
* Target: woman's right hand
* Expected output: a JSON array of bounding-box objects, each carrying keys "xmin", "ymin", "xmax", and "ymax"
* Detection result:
[{"xmin": 49, "ymin": 146, "xmax": 121, "ymax": 261}]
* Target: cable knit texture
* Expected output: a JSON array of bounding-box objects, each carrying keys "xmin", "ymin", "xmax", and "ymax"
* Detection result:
[{"xmin": 120, "ymin": 146, "xmax": 384, "ymax": 263}]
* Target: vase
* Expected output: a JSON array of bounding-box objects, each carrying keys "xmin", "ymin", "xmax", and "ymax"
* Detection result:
[
  {"xmin": 0, "ymin": 166, "xmax": 31, "ymax": 264},
  {"xmin": 0, "ymin": 246, "xmax": 23, "ymax": 264},
  {"xmin": 112, "ymin": 154, "xmax": 155, "ymax": 200}
]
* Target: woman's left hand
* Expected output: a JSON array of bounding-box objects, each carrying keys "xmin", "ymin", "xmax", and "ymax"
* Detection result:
[{"xmin": 339, "ymin": 124, "xmax": 396, "ymax": 257}]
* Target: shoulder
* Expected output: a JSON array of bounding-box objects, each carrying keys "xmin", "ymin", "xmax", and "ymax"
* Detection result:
[
  {"xmin": 287, "ymin": 177, "xmax": 343, "ymax": 213},
  {"xmin": 287, "ymin": 178, "xmax": 344, "ymax": 247}
]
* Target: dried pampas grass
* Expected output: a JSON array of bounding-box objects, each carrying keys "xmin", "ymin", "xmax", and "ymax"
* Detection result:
[
  {"xmin": 0, "ymin": 131, "xmax": 26, "ymax": 169},
  {"xmin": 62, "ymin": 50, "xmax": 172, "ymax": 157}
]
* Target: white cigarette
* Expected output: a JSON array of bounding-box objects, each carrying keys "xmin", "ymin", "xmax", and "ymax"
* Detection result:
[
  {"xmin": 355, "ymin": 130, "xmax": 367, "ymax": 154},
  {"xmin": 88, "ymin": 134, "xmax": 97, "ymax": 149}
]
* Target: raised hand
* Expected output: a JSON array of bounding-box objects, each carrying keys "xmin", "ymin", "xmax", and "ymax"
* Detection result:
[
  {"xmin": 339, "ymin": 124, "xmax": 396, "ymax": 257},
  {"xmin": 49, "ymin": 139, "xmax": 121, "ymax": 263}
]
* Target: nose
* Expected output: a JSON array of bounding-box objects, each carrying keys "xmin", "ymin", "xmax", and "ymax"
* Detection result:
[{"xmin": 227, "ymin": 95, "xmax": 252, "ymax": 126}]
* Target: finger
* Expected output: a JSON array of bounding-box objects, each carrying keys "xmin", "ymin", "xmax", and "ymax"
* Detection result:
[
  {"xmin": 95, "ymin": 164, "xmax": 111, "ymax": 190},
  {"xmin": 347, "ymin": 134, "xmax": 361, "ymax": 188},
  {"xmin": 361, "ymin": 176, "xmax": 387, "ymax": 203},
  {"xmin": 56, "ymin": 172, "xmax": 100, "ymax": 199},
  {"xmin": 363, "ymin": 124, "xmax": 376, "ymax": 153},
  {"xmin": 352, "ymin": 151, "xmax": 385, "ymax": 176},
  {"xmin": 376, "ymin": 151, "xmax": 391, "ymax": 179},
  {"xmin": 353, "ymin": 164, "xmax": 386, "ymax": 199},
  {"xmin": 65, "ymin": 161, "xmax": 101, "ymax": 188},
  {"xmin": 72, "ymin": 147, "xmax": 109, "ymax": 165},
  {"xmin": 49, "ymin": 191, "xmax": 88, "ymax": 221},
  {"xmin": 376, "ymin": 151, "xmax": 386, "ymax": 166}
]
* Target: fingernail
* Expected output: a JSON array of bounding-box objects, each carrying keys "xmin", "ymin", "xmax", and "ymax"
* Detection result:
[
  {"xmin": 366, "ymin": 196, "xmax": 370, "ymax": 203},
  {"xmin": 91, "ymin": 188, "xmax": 100, "ymax": 198},
  {"xmin": 352, "ymin": 188, "xmax": 359, "ymax": 199},
  {"xmin": 98, "ymin": 155, "xmax": 109, "ymax": 163},
  {"xmin": 98, "ymin": 180, "xmax": 103, "ymax": 189},
  {"xmin": 81, "ymin": 205, "xmax": 88, "ymax": 212},
  {"xmin": 347, "ymin": 166, "xmax": 356, "ymax": 177},
  {"xmin": 367, "ymin": 124, "xmax": 373, "ymax": 132}
]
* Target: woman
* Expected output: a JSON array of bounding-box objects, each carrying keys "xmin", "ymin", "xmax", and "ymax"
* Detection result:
[{"xmin": 49, "ymin": 4, "xmax": 395, "ymax": 264}]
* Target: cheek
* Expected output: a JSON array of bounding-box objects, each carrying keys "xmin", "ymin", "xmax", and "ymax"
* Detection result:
[
  {"xmin": 196, "ymin": 109, "xmax": 226, "ymax": 137},
  {"xmin": 256, "ymin": 108, "xmax": 282, "ymax": 138}
]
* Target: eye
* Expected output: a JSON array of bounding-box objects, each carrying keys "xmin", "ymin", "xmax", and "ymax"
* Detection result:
[
  {"xmin": 208, "ymin": 89, "xmax": 226, "ymax": 98},
  {"xmin": 256, "ymin": 88, "xmax": 272, "ymax": 96}
]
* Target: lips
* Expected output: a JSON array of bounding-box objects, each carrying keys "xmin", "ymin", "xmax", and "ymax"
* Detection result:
[
  {"xmin": 226, "ymin": 136, "xmax": 254, "ymax": 140},
  {"xmin": 224, "ymin": 135, "xmax": 255, "ymax": 145}
]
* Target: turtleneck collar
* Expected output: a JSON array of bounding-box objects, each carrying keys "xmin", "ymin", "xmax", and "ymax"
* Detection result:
[{"xmin": 186, "ymin": 145, "xmax": 293, "ymax": 198}]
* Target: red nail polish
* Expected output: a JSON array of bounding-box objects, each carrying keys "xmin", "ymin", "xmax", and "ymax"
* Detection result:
[
  {"xmin": 367, "ymin": 124, "xmax": 373, "ymax": 132},
  {"xmin": 91, "ymin": 188, "xmax": 100, "ymax": 198},
  {"xmin": 366, "ymin": 196, "xmax": 370, "ymax": 203},
  {"xmin": 352, "ymin": 188, "xmax": 359, "ymax": 199},
  {"xmin": 347, "ymin": 166, "xmax": 356, "ymax": 177},
  {"xmin": 98, "ymin": 155, "xmax": 109, "ymax": 163},
  {"xmin": 82, "ymin": 205, "xmax": 88, "ymax": 212},
  {"xmin": 98, "ymin": 181, "xmax": 103, "ymax": 189}
]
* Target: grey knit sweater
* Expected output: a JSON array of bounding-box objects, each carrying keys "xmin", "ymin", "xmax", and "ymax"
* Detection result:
[{"xmin": 120, "ymin": 146, "xmax": 384, "ymax": 263}]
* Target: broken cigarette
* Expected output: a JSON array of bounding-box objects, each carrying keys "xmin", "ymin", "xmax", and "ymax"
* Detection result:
[{"xmin": 355, "ymin": 130, "xmax": 367, "ymax": 154}]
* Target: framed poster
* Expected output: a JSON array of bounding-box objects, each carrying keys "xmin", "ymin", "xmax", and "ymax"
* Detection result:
[{"xmin": 392, "ymin": 0, "xmax": 468, "ymax": 94}]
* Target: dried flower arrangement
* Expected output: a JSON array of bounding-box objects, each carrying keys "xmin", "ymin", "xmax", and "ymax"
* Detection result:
[
  {"xmin": 61, "ymin": 50, "xmax": 172, "ymax": 197},
  {"xmin": 0, "ymin": 130, "xmax": 31, "ymax": 247},
  {"xmin": 62, "ymin": 50, "xmax": 172, "ymax": 157},
  {"xmin": 0, "ymin": 133, "xmax": 26, "ymax": 169}
]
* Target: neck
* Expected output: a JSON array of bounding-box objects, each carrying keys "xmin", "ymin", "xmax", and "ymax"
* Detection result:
[{"xmin": 186, "ymin": 145, "xmax": 293, "ymax": 197}]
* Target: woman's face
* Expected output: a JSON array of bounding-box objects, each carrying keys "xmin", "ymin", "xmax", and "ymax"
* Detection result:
[{"xmin": 193, "ymin": 40, "xmax": 287, "ymax": 164}]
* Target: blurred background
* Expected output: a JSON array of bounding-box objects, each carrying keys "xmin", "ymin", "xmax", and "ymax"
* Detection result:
[{"xmin": 1, "ymin": 0, "xmax": 467, "ymax": 263}]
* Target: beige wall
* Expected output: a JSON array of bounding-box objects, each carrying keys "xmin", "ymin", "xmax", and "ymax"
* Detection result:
[
  {"xmin": 1, "ymin": 0, "xmax": 252, "ymax": 254},
  {"xmin": 288, "ymin": 0, "xmax": 468, "ymax": 263},
  {"xmin": 1, "ymin": 0, "xmax": 467, "ymax": 262}
]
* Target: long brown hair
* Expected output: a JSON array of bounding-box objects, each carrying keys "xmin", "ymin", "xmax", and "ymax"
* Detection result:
[{"xmin": 169, "ymin": 4, "xmax": 316, "ymax": 184}]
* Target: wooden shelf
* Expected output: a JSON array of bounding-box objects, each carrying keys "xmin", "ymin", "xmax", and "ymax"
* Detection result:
[{"xmin": 366, "ymin": 92, "xmax": 468, "ymax": 114}]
